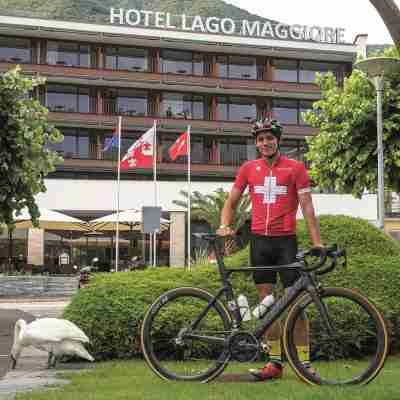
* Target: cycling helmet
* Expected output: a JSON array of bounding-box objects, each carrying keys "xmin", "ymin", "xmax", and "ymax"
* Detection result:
[{"xmin": 251, "ymin": 118, "xmax": 283, "ymax": 140}]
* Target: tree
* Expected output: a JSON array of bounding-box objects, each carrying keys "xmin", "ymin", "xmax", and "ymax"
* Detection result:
[
  {"xmin": 173, "ymin": 187, "xmax": 250, "ymax": 231},
  {"xmin": 173, "ymin": 188, "xmax": 251, "ymax": 255},
  {"xmin": 303, "ymin": 47, "xmax": 400, "ymax": 199},
  {"xmin": 0, "ymin": 66, "xmax": 63, "ymax": 227}
]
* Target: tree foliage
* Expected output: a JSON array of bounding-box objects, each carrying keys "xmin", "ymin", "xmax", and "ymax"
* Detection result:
[
  {"xmin": 303, "ymin": 47, "xmax": 400, "ymax": 198},
  {"xmin": 172, "ymin": 187, "xmax": 250, "ymax": 232},
  {"xmin": 0, "ymin": 67, "xmax": 63, "ymax": 226}
]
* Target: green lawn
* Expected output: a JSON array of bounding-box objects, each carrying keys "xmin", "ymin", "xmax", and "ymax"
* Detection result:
[{"xmin": 17, "ymin": 357, "xmax": 400, "ymax": 400}]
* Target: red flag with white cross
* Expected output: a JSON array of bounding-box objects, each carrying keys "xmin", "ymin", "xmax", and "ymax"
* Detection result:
[{"xmin": 168, "ymin": 131, "xmax": 188, "ymax": 161}]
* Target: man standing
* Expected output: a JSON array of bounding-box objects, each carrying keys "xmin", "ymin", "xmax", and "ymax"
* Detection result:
[{"xmin": 217, "ymin": 118, "xmax": 324, "ymax": 381}]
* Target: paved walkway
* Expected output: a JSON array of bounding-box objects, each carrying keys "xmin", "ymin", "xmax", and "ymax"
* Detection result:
[
  {"xmin": 0, "ymin": 348, "xmax": 70, "ymax": 399},
  {"xmin": 0, "ymin": 298, "xmax": 90, "ymax": 399}
]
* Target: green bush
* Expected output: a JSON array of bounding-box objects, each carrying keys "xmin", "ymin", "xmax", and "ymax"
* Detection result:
[
  {"xmin": 63, "ymin": 215, "xmax": 400, "ymax": 360},
  {"xmin": 64, "ymin": 254, "xmax": 400, "ymax": 360},
  {"xmin": 225, "ymin": 215, "xmax": 400, "ymax": 265},
  {"xmin": 297, "ymin": 215, "xmax": 400, "ymax": 256}
]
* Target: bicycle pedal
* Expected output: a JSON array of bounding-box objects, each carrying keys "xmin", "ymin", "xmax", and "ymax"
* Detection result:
[{"xmin": 261, "ymin": 342, "xmax": 271, "ymax": 353}]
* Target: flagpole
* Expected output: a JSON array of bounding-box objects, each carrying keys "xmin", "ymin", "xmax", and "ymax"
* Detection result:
[
  {"xmin": 187, "ymin": 125, "xmax": 191, "ymax": 271},
  {"xmin": 153, "ymin": 120, "xmax": 157, "ymax": 268},
  {"xmin": 115, "ymin": 116, "xmax": 122, "ymax": 273}
]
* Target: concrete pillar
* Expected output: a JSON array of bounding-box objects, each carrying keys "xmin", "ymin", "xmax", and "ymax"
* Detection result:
[
  {"xmin": 169, "ymin": 211, "xmax": 185, "ymax": 268},
  {"xmin": 27, "ymin": 228, "xmax": 44, "ymax": 266},
  {"xmin": 97, "ymin": 46, "xmax": 103, "ymax": 69}
]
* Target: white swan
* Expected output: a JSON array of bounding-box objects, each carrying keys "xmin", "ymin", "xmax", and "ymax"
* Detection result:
[{"xmin": 10, "ymin": 318, "xmax": 94, "ymax": 369}]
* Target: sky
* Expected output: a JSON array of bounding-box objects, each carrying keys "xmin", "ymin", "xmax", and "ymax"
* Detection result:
[{"xmin": 225, "ymin": 0, "xmax": 400, "ymax": 44}]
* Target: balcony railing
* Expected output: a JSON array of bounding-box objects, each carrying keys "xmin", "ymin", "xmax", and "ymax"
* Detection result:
[
  {"xmin": 47, "ymin": 111, "xmax": 318, "ymax": 137},
  {"xmin": 59, "ymin": 157, "xmax": 240, "ymax": 177},
  {"xmin": 0, "ymin": 62, "xmax": 321, "ymax": 97}
]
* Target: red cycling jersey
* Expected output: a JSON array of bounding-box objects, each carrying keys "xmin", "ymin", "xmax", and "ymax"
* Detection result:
[{"xmin": 234, "ymin": 155, "xmax": 311, "ymax": 236}]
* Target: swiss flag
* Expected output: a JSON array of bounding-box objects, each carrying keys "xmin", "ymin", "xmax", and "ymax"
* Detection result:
[
  {"xmin": 168, "ymin": 131, "xmax": 188, "ymax": 161},
  {"xmin": 119, "ymin": 126, "xmax": 155, "ymax": 170}
]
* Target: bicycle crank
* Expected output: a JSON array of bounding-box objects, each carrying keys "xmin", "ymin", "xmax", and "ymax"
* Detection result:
[{"xmin": 228, "ymin": 332, "xmax": 260, "ymax": 362}]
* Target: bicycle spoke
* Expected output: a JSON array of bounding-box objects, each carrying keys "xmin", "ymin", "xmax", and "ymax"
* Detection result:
[
  {"xmin": 285, "ymin": 288, "xmax": 388, "ymax": 385},
  {"xmin": 142, "ymin": 288, "xmax": 231, "ymax": 381}
]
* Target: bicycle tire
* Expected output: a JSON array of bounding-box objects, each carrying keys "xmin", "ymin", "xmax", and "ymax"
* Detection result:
[
  {"xmin": 141, "ymin": 286, "xmax": 232, "ymax": 382},
  {"xmin": 283, "ymin": 287, "xmax": 389, "ymax": 385}
]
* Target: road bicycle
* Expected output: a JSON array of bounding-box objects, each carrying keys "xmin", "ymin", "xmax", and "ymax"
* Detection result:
[{"xmin": 141, "ymin": 234, "xmax": 389, "ymax": 385}]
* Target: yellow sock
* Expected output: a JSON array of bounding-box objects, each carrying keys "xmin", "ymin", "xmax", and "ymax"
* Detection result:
[
  {"xmin": 296, "ymin": 345, "xmax": 310, "ymax": 363},
  {"xmin": 268, "ymin": 339, "xmax": 282, "ymax": 362}
]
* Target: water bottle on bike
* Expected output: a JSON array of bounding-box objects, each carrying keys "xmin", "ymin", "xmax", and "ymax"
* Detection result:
[
  {"xmin": 252, "ymin": 294, "xmax": 275, "ymax": 319},
  {"xmin": 237, "ymin": 294, "xmax": 252, "ymax": 321}
]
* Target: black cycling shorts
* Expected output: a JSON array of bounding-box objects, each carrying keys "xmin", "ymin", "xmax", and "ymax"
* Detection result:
[{"xmin": 250, "ymin": 234, "xmax": 299, "ymax": 287}]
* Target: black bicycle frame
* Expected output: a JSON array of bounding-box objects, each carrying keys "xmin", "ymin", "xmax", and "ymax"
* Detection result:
[{"xmin": 185, "ymin": 239, "xmax": 334, "ymax": 345}]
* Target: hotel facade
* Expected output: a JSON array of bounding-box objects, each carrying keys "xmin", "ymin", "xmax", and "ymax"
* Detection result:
[{"xmin": 0, "ymin": 11, "xmax": 380, "ymax": 269}]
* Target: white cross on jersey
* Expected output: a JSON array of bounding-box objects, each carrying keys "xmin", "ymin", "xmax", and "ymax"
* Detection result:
[{"xmin": 254, "ymin": 176, "xmax": 288, "ymax": 204}]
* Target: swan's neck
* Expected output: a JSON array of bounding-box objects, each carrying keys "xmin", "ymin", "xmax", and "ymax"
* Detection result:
[{"xmin": 11, "ymin": 319, "xmax": 26, "ymax": 358}]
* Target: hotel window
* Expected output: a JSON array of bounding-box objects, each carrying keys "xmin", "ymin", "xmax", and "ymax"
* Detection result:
[
  {"xmin": 272, "ymin": 99, "xmax": 314, "ymax": 125},
  {"xmin": 161, "ymin": 49, "xmax": 204, "ymax": 76},
  {"xmin": 103, "ymin": 89, "xmax": 148, "ymax": 116},
  {"xmin": 47, "ymin": 41, "xmax": 90, "ymax": 67},
  {"xmin": 272, "ymin": 59, "xmax": 298, "ymax": 82},
  {"xmin": 280, "ymin": 139, "xmax": 307, "ymax": 162},
  {"xmin": 191, "ymin": 136, "xmax": 205, "ymax": 164},
  {"xmin": 299, "ymin": 61, "xmax": 342, "ymax": 84},
  {"xmin": 46, "ymin": 84, "xmax": 90, "ymax": 113},
  {"xmin": 46, "ymin": 128, "xmax": 89, "ymax": 159},
  {"xmin": 217, "ymin": 96, "xmax": 256, "ymax": 122},
  {"xmin": 0, "ymin": 37, "xmax": 31, "ymax": 63},
  {"xmin": 272, "ymin": 99, "xmax": 298, "ymax": 124},
  {"xmin": 105, "ymin": 46, "xmax": 149, "ymax": 72},
  {"xmin": 162, "ymin": 93, "xmax": 204, "ymax": 119},
  {"xmin": 220, "ymin": 137, "xmax": 250, "ymax": 166},
  {"xmin": 217, "ymin": 55, "xmax": 257, "ymax": 79}
]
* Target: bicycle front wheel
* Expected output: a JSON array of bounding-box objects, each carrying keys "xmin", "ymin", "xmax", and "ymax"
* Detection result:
[
  {"xmin": 283, "ymin": 287, "xmax": 389, "ymax": 385},
  {"xmin": 141, "ymin": 287, "xmax": 232, "ymax": 382}
]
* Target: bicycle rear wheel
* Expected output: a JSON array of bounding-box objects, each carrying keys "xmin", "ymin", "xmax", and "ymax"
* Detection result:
[
  {"xmin": 283, "ymin": 287, "xmax": 389, "ymax": 385},
  {"xmin": 141, "ymin": 287, "xmax": 232, "ymax": 382}
]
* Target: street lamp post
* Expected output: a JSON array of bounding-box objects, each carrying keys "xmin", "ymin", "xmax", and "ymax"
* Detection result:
[{"xmin": 355, "ymin": 57, "xmax": 400, "ymax": 229}]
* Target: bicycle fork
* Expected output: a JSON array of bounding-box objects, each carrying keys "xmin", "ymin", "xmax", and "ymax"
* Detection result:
[{"xmin": 307, "ymin": 286, "xmax": 335, "ymax": 335}]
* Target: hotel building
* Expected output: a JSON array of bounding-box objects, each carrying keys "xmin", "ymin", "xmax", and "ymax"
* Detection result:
[{"xmin": 0, "ymin": 12, "xmax": 379, "ymax": 268}]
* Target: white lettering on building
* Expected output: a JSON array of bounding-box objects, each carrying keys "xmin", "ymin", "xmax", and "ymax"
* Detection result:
[
  {"xmin": 241, "ymin": 20, "xmax": 260, "ymax": 36},
  {"xmin": 109, "ymin": 8, "xmax": 347, "ymax": 44}
]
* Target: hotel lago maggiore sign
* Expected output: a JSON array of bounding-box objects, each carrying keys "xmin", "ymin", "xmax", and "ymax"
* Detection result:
[{"xmin": 110, "ymin": 8, "xmax": 346, "ymax": 44}]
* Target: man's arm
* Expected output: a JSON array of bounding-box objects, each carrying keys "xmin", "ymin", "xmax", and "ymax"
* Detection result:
[
  {"xmin": 217, "ymin": 187, "xmax": 243, "ymax": 236},
  {"xmin": 299, "ymin": 192, "xmax": 323, "ymax": 247}
]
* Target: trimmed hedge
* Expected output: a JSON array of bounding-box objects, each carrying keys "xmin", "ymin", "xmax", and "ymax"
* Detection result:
[
  {"xmin": 227, "ymin": 215, "xmax": 400, "ymax": 267},
  {"xmin": 63, "ymin": 215, "xmax": 400, "ymax": 359},
  {"xmin": 297, "ymin": 215, "xmax": 400, "ymax": 257},
  {"xmin": 64, "ymin": 255, "xmax": 400, "ymax": 360}
]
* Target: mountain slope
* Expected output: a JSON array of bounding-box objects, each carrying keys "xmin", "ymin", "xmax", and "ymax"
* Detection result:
[{"xmin": 0, "ymin": 0, "xmax": 275, "ymax": 24}]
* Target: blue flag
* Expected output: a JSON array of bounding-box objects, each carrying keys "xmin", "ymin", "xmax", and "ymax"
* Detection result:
[{"xmin": 103, "ymin": 130, "xmax": 119, "ymax": 152}]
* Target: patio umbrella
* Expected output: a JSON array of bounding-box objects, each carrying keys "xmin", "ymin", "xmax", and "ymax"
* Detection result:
[
  {"xmin": 90, "ymin": 209, "xmax": 170, "ymax": 270},
  {"xmin": 89, "ymin": 209, "xmax": 170, "ymax": 232},
  {"xmin": 9, "ymin": 209, "xmax": 91, "ymax": 272},
  {"xmin": 13, "ymin": 208, "xmax": 90, "ymax": 232}
]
